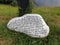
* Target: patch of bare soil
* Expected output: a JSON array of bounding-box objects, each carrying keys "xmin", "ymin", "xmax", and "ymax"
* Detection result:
[
  {"xmin": 0, "ymin": 16, "xmax": 14, "ymax": 23},
  {"xmin": 0, "ymin": 38, "xmax": 13, "ymax": 45},
  {"xmin": 48, "ymin": 15, "xmax": 60, "ymax": 27}
]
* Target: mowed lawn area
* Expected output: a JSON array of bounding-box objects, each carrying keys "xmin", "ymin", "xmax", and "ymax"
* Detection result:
[{"xmin": 0, "ymin": 4, "xmax": 60, "ymax": 45}]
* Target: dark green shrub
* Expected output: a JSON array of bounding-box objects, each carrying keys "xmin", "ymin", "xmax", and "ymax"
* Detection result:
[
  {"xmin": 11, "ymin": 0, "xmax": 17, "ymax": 6},
  {"xmin": 0, "ymin": 0, "xmax": 17, "ymax": 6}
]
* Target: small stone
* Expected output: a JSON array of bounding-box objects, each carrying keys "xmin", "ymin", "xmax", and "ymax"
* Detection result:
[{"xmin": 7, "ymin": 14, "xmax": 50, "ymax": 38}]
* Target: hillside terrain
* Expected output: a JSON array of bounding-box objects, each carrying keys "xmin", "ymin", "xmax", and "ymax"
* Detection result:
[{"xmin": 0, "ymin": 4, "xmax": 60, "ymax": 45}]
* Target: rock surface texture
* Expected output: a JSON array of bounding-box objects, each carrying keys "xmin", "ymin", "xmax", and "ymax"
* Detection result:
[{"xmin": 7, "ymin": 14, "xmax": 49, "ymax": 38}]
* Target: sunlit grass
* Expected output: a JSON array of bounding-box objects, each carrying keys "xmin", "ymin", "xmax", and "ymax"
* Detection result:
[{"xmin": 0, "ymin": 4, "xmax": 18, "ymax": 16}]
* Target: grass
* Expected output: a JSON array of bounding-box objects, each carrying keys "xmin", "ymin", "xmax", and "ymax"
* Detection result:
[{"xmin": 0, "ymin": 4, "xmax": 60, "ymax": 45}]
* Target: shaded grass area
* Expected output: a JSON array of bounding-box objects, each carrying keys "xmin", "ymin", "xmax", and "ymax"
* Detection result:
[{"xmin": 0, "ymin": 4, "xmax": 60, "ymax": 45}]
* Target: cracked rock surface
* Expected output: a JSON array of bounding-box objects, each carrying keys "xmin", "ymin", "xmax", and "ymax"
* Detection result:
[{"xmin": 7, "ymin": 14, "xmax": 49, "ymax": 38}]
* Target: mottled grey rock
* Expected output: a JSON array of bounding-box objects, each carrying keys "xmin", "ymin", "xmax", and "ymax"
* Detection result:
[
  {"xmin": 33, "ymin": 0, "xmax": 60, "ymax": 7},
  {"xmin": 7, "ymin": 14, "xmax": 49, "ymax": 38}
]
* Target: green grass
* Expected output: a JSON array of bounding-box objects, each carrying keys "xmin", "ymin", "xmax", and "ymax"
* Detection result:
[{"xmin": 0, "ymin": 4, "xmax": 60, "ymax": 45}]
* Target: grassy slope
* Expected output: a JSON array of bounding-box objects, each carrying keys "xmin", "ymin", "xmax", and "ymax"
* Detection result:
[{"xmin": 0, "ymin": 4, "xmax": 60, "ymax": 45}]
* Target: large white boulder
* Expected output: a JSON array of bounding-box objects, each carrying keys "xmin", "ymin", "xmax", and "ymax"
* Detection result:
[{"xmin": 7, "ymin": 14, "xmax": 49, "ymax": 38}]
